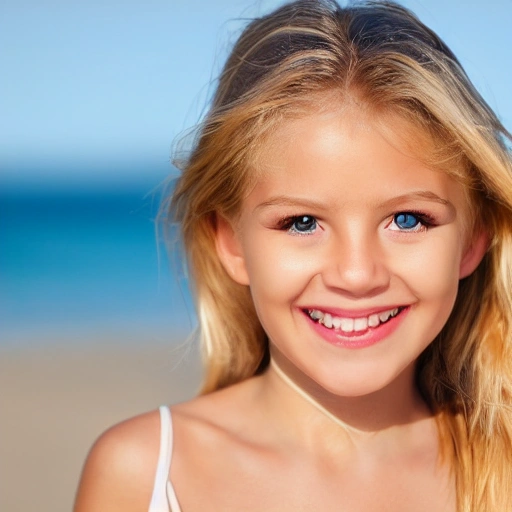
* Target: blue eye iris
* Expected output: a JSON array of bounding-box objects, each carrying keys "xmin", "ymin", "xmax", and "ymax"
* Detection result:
[
  {"xmin": 290, "ymin": 215, "xmax": 317, "ymax": 234},
  {"xmin": 394, "ymin": 213, "xmax": 420, "ymax": 230}
]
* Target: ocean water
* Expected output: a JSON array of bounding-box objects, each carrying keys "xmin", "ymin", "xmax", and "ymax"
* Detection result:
[{"xmin": 1, "ymin": 181, "xmax": 195, "ymax": 346}]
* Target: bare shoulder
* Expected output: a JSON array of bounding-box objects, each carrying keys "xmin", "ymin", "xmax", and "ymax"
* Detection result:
[
  {"xmin": 169, "ymin": 378, "xmax": 268, "ymax": 474},
  {"xmin": 162, "ymin": 379, "xmax": 291, "ymax": 510},
  {"xmin": 171, "ymin": 377, "xmax": 263, "ymax": 440},
  {"xmin": 73, "ymin": 409, "xmax": 162, "ymax": 512}
]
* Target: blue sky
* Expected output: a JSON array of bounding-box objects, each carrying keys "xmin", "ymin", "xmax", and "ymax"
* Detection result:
[{"xmin": 2, "ymin": 0, "xmax": 511, "ymax": 182}]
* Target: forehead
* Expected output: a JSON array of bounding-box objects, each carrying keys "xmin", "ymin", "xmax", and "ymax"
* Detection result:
[
  {"xmin": 245, "ymin": 105, "xmax": 470, "ymax": 221},
  {"xmin": 255, "ymin": 102, "xmax": 447, "ymax": 174}
]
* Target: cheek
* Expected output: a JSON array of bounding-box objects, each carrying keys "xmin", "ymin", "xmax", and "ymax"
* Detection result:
[
  {"xmin": 392, "ymin": 233, "xmax": 462, "ymax": 303},
  {"xmin": 243, "ymin": 235, "xmax": 318, "ymax": 286},
  {"xmin": 242, "ymin": 238, "xmax": 318, "ymax": 320}
]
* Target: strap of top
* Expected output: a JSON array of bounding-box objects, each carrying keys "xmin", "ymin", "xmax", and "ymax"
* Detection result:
[{"xmin": 148, "ymin": 406, "xmax": 182, "ymax": 512}]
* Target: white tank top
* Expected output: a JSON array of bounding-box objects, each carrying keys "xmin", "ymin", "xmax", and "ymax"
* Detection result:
[{"xmin": 148, "ymin": 406, "xmax": 182, "ymax": 512}]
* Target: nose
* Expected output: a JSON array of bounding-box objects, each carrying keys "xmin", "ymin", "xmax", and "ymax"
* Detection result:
[{"xmin": 321, "ymin": 226, "xmax": 390, "ymax": 297}]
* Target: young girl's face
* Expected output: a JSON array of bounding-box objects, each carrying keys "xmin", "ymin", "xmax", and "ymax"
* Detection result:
[{"xmin": 217, "ymin": 104, "xmax": 485, "ymax": 398}]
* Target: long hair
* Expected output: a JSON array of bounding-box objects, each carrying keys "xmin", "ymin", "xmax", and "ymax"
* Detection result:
[{"xmin": 167, "ymin": 1, "xmax": 512, "ymax": 507}]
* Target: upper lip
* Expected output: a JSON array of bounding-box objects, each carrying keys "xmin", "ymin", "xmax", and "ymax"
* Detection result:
[{"xmin": 300, "ymin": 305, "xmax": 407, "ymax": 318}]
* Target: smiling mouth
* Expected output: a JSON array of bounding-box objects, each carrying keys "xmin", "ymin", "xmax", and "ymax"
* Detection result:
[{"xmin": 305, "ymin": 306, "xmax": 407, "ymax": 334}]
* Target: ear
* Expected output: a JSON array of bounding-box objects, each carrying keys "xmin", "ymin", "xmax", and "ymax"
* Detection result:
[
  {"xmin": 459, "ymin": 228, "xmax": 489, "ymax": 279},
  {"xmin": 215, "ymin": 214, "xmax": 250, "ymax": 285}
]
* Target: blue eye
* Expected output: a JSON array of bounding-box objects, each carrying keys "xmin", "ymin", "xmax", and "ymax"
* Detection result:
[
  {"xmin": 288, "ymin": 215, "xmax": 317, "ymax": 234},
  {"xmin": 392, "ymin": 212, "xmax": 422, "ymax": 231}
]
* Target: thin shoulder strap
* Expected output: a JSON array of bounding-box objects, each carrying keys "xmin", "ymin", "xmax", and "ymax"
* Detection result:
[
  {"xmin": 164, "ymin": 407, "xmax": 182, "ymax": 512},
  {"xmin": 148, "ymin": 406, "xmax": 182, "ymax": 512}
]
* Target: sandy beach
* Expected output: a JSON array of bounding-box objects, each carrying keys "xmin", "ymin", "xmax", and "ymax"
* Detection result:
[{"xmin": 0, "ymin": 331, "xmax": 202, "ymax": 512}]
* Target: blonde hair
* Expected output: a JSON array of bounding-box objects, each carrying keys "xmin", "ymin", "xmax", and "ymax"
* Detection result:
[{"xmin": 166, "ymin": 1, "xmax": 512, "ymax": 507}]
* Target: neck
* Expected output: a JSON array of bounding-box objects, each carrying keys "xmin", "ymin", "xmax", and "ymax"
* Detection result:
[
  {"xmin": 270, "ymin": 358, "xmax": 362, "ymax": 434},
  {"xmin": 266, "ymin": 351, "xmax": 431, "ymax": 438}
]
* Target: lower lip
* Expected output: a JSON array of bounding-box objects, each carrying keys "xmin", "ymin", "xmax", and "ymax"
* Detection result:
[{"xmin": 304, "ymin": 307, "xmax": 409, "ymax": 349}]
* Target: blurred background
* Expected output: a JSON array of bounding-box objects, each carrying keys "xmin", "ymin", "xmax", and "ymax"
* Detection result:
[{"xmin": 1, "ymin": 0, "xmax": 510, "ymax": 510}]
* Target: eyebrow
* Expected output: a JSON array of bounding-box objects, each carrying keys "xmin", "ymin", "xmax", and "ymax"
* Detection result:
[
  {"xmin": 254, "ymin": 196, "xmax": 328, "ymax": 212},
  {"xmin": 382, "ymin": 191, "xmax": 455, "ymax": 214},
  {"xmin": 254, "ymin": 190, "xmax": 455, "ymax": 213}
]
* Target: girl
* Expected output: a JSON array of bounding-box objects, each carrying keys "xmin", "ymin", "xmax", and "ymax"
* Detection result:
[{"xmin": 74, "ymin": 1, "xmax": 512, "ymax": 510}]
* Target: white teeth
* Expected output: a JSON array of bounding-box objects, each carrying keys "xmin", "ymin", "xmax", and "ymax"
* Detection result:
[
  {"xmin": 368, "ymin": 314, "xmax": 380, "ymax": 328},
  {"xmin": 379, "ymin": 311, "xmax": 391, "ymax": 322},
  {"xmin": 331, "ymin": 317, "xmax": 342, "ymax": 329},
  {"xmin": 310, "ymin": 309, "xmax": 323, "ymax": 320},
  {"xmin": 353, "ymin": 317, "xmax": 368, "ymax": 332},
  {"xmin": 308, "ymin": 307, "xmax": 402, "ymax": 333},
  {"xmin": 340, "ymin": 318, "xmax": 354, "ymax": 332}
]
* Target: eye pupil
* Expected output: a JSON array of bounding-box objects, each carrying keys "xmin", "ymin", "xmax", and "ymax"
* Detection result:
[
  {"xmin": 395, "ymin": 213, "xmax": 419, "ymax": 229},
  {"xmin": 293, "ymin": 215, "xmax": 316, "ymax": 232}
]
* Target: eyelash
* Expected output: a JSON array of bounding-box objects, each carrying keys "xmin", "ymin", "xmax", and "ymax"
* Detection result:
[
  {"xmin": 389, "ymin": 211, "xmax": 436, "ymax": 232},
  {"xmin": 277, "ymin": 215, "xmax": 318, "ymax": 235},
  {"xmin": 276, "ymin": 211, "xmax": 437, "ymax": 235}
]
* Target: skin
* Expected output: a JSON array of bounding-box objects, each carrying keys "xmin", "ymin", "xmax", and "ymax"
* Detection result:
[{"xmin": 74, "ymin": 105, "xmax": 487, "ymax": 511}]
